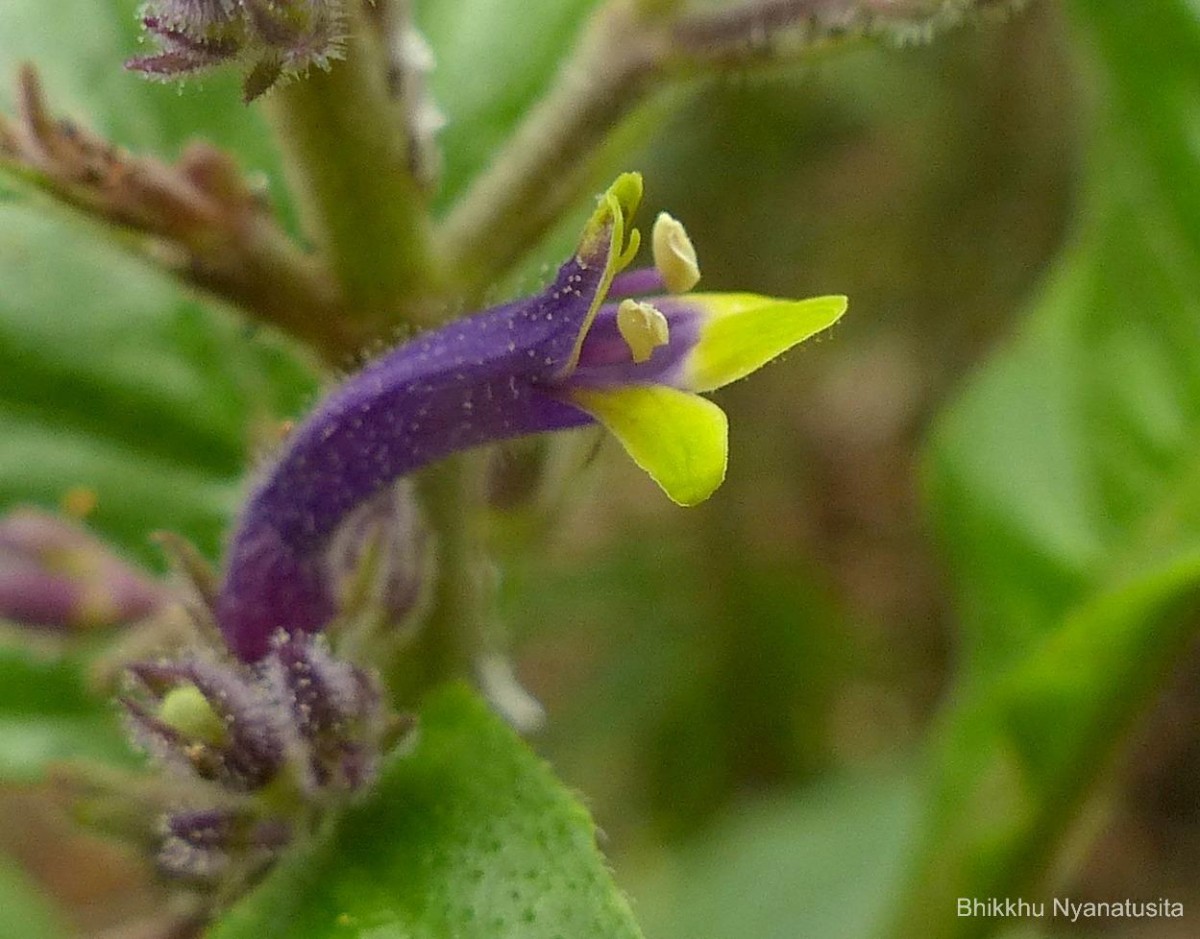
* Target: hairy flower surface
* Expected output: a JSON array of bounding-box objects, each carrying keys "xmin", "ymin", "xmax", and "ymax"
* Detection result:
[
  {"xmin": 218, "ymin": 174, "xmax": 846, "ymax": 660},
  {"xmin": 121, "ymin": 631, "xmax": 387, "ymax": 882}
]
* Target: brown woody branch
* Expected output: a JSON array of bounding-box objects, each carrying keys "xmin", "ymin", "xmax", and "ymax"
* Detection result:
[{"xmin": 0, "ymin": 65, "xmax": 372, "ymax": 365}]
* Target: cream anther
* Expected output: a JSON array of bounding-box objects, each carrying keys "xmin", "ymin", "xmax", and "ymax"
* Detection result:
[
  {"xmin": 617, "ymin": 300, "xmax": 670, "ymax": 363},
  {"xmin": 652, "ymin": 212, "xmax": 700, "ymax": 294}
]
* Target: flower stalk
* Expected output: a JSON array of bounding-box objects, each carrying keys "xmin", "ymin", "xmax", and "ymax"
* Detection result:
[{"xmin": 398, "ymin": 453, "xmax": 491, "ymax": 693}]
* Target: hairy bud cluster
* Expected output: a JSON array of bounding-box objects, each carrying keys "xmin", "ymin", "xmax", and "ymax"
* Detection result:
[
  {"xmin": 159, "ymin": 808, "xmax": 292, "ymax": 884},
  {"xmin": 4, "ymin": 484, "xmax": 428, "ymax": 895},
  {"xmin": 128, "ymin": 0, "xmax": 348, "ymax": 100},
  {"xmin": 122, "ymin": 632, "xmax": 388, "ymax": 882}
]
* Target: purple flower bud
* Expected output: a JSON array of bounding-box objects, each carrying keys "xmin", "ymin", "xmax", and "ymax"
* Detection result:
[
  {"xmin": 159, "ymin": 808, "xmax": 291, "ymax": 882},
  {"xmin": 265, "ymin": 634, "xmax": 383, "ymax": 792},
  {"xmin": 0, "ymin": 508, "xmax": 164, "ymax": 631},
  {"xmin": 128, "ymin": 0, "xmax": 347, "ymax": 100},
  {"xmin": 125, "ymin": 656, "xmax": 287, "ymax": 791},
  {"xmin": 123, "ymin": 632, "xmax": 390, "ymax": 894}
]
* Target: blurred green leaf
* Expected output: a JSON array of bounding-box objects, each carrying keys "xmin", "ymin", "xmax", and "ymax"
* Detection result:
[
  {"xmin": 0, "ymin": 640, "xmax": 133, "ymax": 782},
  {"xmin": 0, "ymin": 854, "xmax": 69, "ymax": 939},
  {"xmin": 0, "ymin": 204, "xmax": 316, "ymax": 562},
  {"xmin": 927, "ymin": 0, "xmax": 1200, "ymax": 674},
  {"xmin": 892, "ymin": 561, "xmax": 1200, "ymax": 938},
  {"xmin": 628, "ymin": 773, "xmax": 916, "ymax": 939},
  {"xmin": 211, "ymin": 683, "xmax": 644, "ymax": 939},
  {"xmin": 415, "ymin": 0, "xmax": 600, "ymax": 209},
  {"xmin": 903, "ymin": 0, "xmax": 1200, "ymax": 934}
]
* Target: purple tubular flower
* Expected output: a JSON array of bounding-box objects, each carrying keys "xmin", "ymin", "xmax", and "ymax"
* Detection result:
[
  {"xmin": 217, "ymin": 174, "xmax": 847, "ymax": 660},
  {"xmin": 216, "ymin": 175, "xmax": 640, "ymax": 659}
]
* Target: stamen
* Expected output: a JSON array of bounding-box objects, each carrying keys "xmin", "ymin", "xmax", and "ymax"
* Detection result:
[
  {"xmin": 617, "ymin": 300, "xmax": 670, "ymax": 363},
  {"xmin": 652, "ymin": 212, "xmax": 700, "ymax": 294}
]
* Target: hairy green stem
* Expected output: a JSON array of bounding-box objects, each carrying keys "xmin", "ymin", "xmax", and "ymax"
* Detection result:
[{"xmin": 266, "ymin": 0, "xmax": 441, "ymax": 332}]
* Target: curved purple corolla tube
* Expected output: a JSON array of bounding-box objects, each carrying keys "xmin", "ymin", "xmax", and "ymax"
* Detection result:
[{"xmin": 217, "ymin": 176, "xmax": 641, "ymax": 660}]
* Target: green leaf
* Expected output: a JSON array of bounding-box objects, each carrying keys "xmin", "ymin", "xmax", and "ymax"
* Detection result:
[
  {"xmin": 0, "ymin": 640, "xmax": 134, "ymax": 782},
  {"xmin": 629, "ymin": 773, "xmax": 917, "ymax": 939},
  {"xmin": 210, "ymin": 684, "xmax": 644, "ymax": 939},
  {"xmin": 892, "ymin": 561, "xmax": 1200, "ymax": 938},
  {"xmin": 927, "ymin": 0, "xmax": 1200, "ymax": 675},
  {"xmin": 0, "ymin": 854, "xmax": 69, "ymax": 939},
  {"xmin": 0, "ymin": 204, "xmax": 315, "ymax": 562},
  {"xmin": 898, "ymin": 1, "xmax": 1200, "ymax": 934},
  {"xmin": 415, "ymin": 0, "xmax": 601, "ymax": 209}
]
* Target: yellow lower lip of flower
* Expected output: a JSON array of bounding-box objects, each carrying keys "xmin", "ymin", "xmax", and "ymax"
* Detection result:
[{"xmin": 568, "ymin": 384, "xmax": 728, "ymax": 507}]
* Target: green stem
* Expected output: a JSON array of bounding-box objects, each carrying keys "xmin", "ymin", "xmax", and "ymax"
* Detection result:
[
  {"xmin": 439, "ymin": 1, "xmax": 660, "ymax": 296},
  {"xmin": 388, "ymin": 453, "xmax": 489, "ymax": 700},
  {"xmin": 439, "ymin": 0, "xmax": 1014, "ymax": 295},
  {"xmin": 266, "ymin": 0, "xmax": 440, "ymax": 330}
]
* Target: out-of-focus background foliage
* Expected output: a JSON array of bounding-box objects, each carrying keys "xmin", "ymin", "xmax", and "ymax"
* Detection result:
[{"xmin": 2, "ymin": 0, "xmax": 1200, "ymax": 936}]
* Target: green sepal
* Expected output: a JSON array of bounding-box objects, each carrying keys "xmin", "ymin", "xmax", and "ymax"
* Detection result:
[
  {"xmin": 684, "ymin": 294, "xmax": 847, "ymax": 392},
  {"xmin": 568, "ymin": 384, "xmax": 728, "ymax": 506}
]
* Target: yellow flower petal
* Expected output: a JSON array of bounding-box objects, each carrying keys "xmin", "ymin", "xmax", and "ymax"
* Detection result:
[
  {"xmin": 569, "ymin": 384, "xmax": 728, "ymax": 506},
  {"xmin": 685, "ymin": 294, "xmax": 847, "ymax": 392}
]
